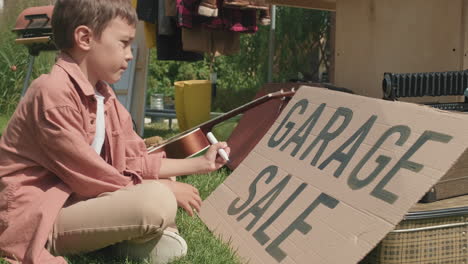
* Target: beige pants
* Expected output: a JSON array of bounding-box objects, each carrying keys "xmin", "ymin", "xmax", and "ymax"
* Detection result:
[{"xmin": 47, "ymin": 181, "xmax": 177, "ymax": 259}]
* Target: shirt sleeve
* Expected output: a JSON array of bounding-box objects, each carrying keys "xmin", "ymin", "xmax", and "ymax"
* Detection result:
[
  {"xmin": 36, "ymin": 105, "xmax": 136, "ymax": 198},
  {"xmin": 120, "ymin": 113, "xmax": 166, "ymax": 180},
  {"xmin": 142, "ymin": 151, "xmax": 166, "ymax": 180}
]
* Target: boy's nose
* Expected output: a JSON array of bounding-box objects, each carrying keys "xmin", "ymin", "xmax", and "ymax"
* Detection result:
[{"xmin": 125, "ymin": 47, "xmax": 133, "ymax": 61}]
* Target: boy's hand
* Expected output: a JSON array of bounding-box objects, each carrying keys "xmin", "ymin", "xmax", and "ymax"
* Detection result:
[
  {"xmin": 160, "ymin": 179, "xmax": 201, "ymax": 216},
  {"xmin": 157, "ymin": 143, "xmax": 230, "ymax": 179},
  {"xmin": 202, "ymin": 142, "xmax": 231, "ymax": 172}
]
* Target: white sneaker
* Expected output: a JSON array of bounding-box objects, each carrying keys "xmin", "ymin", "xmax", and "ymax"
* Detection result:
[{"xmin": 150, "ymin": 230, "xmax": 188, "ymax": 264}]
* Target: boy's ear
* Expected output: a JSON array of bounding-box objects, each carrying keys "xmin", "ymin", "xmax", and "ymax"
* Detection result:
[{"xmin": 74, "ymin": 25, "xmax": 93, "ymax": 51}]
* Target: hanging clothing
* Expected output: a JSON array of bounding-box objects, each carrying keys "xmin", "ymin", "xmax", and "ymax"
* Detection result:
[
  {"xmin": 165, "ymin": 0, "xmax": 177, "ymax": 17},
  {"xmin": 176, "ymin": 0, "xmax": 209, "ymax": 29},
  {"xmin": 158, "ymin": 0, "xmax": 175, "ymax": 35},
  {"xmin": 206, "ymin": 4, "xmax": 258, "ymax": 33},
  {"xmin": 259, "ymin": 7, "xmax": 271, "ymax": 26},
  {"xmin": 198, "ymin": 0, "xmax": 218, "ymax": 17},
  {"xmin": 155, "ymin": 0, "xmax": 204, "ymax": 61},
  {"xmin": 177, "ymin": 0, "xmax": 258, "ymax": 33},
  {"xmin": 157, "ymin": 19, "xmax": 204, "ymax": 61},
  {"xmin": 182, "ymin": 25, "xmax": 240, "ymax": 55},
  {"xmin": 224, "ymin": 0, "xmax": 269, "ymax": 10},
  {"xmin": 136, "ymin": 0, "xmax": 158, "ymax": 23},
  {"xmin": 198, "ymin": 0, "xmax": 269, "ymax": 18},
  {"xmin": 134, "ymin": 0, "xmax": 203, "ymax": 61}
]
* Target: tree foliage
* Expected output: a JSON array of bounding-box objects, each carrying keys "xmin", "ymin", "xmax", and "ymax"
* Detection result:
[{"xmin": 274, "ymin": 7, "xmax": 331, "ymax": 82}]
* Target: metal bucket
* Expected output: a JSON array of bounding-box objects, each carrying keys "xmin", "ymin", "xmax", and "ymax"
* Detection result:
[{"xmin": 150, "ymin": 93, "xmax": 164, "ymax": 110}]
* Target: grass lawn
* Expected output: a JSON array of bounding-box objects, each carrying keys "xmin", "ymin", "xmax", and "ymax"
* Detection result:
[{"xmin": 0, "ymin": 114, "xmax": 10, "ymax": 137}]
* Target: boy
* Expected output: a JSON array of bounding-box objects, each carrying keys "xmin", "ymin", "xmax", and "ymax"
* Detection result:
[{"xmin": 0, "ymin": 0, "xmax": 230, "ymax": 263}]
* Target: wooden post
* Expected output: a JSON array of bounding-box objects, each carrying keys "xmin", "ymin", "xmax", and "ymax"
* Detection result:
[
  {"xmin": 462, "ymin": 0, "xmax": 468, "ymax": 69},
  {"xmin": 130, "ymin": 21, "xmax": 149, "ymax": 136},
  {"xmin": 267, "ymin": 5, "xmax": 276, "ymax": 82},
  {"xmin": 329, "ymin": 11, "xmax": 335, "ymax": 84}
]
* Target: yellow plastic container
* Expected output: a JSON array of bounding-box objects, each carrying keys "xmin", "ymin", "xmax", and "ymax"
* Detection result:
[{"xmin": 174, "ymin": 80, "xmax": 212, "ymax": 131}]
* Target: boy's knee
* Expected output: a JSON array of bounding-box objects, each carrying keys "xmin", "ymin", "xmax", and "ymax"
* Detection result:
[{"xmin": 128, "ymin": 181, "xmax": 177, "ymax": 230}]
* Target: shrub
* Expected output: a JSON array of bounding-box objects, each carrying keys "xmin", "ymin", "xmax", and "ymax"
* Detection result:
[
  {"xmin": 0, "ymin": 1, "xmax": 55, "ymax": 115},
  {"xmin": 0, "ymin": 29, "xmax": 55, "ymax": 114}
]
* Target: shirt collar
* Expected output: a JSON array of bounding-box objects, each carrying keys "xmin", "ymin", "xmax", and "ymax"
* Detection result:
[
  {"xmin": 55, "ymin": 52, "xmax": 95, "ymax": 97},
  {"xmin": 55, "ymin": 52, "xmax": 116, "ymax": 103},
  {"xmin": 96, "ymin": 80, "xmax": 115, "ymax": 104}
]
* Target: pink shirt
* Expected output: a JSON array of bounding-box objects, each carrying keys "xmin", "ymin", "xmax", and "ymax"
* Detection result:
[{"xmin": 0, "ymin": 54, "xmax": 165, "ymax": 264}]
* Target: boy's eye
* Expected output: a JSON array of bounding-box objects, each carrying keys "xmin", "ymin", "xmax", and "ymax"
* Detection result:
[{"xmin": 121, "ymin": 40, "xmax": 129, "ymax": 47}]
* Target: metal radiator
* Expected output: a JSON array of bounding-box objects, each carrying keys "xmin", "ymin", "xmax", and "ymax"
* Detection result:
[
  {"xmin": 383, "ymin": 71, "xmax": 468, "ymax": 99},
  {"xmin": 382, "ymin": 70, "xmax": 468, "ymax": 111}
]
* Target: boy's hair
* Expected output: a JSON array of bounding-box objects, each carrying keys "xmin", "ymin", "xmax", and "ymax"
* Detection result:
[{"xmin": 52, "ymin": 0, "xmax": 138, "ymax": 50}]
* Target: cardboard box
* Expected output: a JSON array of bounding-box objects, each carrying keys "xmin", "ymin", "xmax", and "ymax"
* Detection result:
[
  {"xmin": 420, "ymin": 158, "xmax": 468, "ymax": 202},
  {"xmin": 200, "ymin": 86, "xmax": 468, "ymax": 264}
]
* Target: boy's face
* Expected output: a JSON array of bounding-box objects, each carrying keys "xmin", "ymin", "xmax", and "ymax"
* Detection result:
[{"xmin": 88, "ymin": 17, "xmax": 136, "ymax": 85}]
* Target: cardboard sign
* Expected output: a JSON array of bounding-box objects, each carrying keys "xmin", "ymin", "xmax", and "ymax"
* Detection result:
[{"xmin": 199, "ymin": 86, "xmax": 468, "ymax": 264}]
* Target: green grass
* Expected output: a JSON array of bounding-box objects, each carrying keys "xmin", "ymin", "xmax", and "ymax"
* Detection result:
[
  {"xmin": 143, "ymin": 121, "xmax": 242, "ymax": 264},
  {"xmin": 170, "ymin": 168, "xmax": 241, "ymax": 264},
  {"xmin": 0, "ymin": 114, "xmax": 10, "ymax": 137}
]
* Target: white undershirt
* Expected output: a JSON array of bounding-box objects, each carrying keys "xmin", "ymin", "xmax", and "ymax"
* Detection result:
[{"xmin": 91, "ymin": 92, "xmax": 105, "ymax": 155}]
